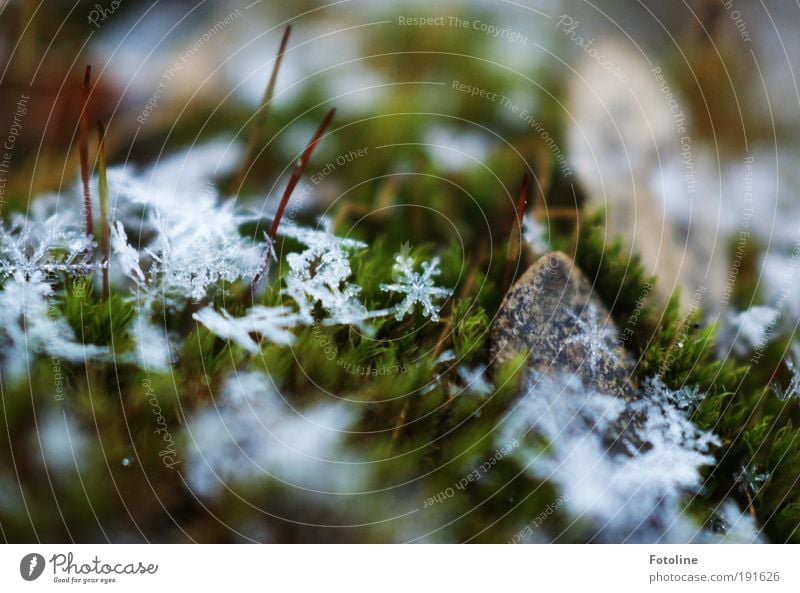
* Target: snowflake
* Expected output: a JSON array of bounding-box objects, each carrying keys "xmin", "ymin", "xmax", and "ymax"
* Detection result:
[
  {"xmin": 380, "ymin": 254, "xmax": 451, "ymax": 322},
  {"xmin": 0, "ymin": 216, "xmax": 96, "ymax": 281},
  {"xmin": 643, "ymin": 379, "xmax": 705, "ymax": 414},
  {"xmin": 278, "ymin": 219, "xmax": 371, "ymax": 328},
  {"xmin": 773, "ymin": 344, "xmax": 800, "ymax": 403},
  {"xmin": 565, "ymin": 303, "xmax": 618, "ymax": 375},
  {"xmin": 193, "ymin": 306, "xmax": 299, "ymax": 353},
  {"xmin": 104, "ymin": 141, "xmax": 261, "ymax": 306},
  {"xmin": 734, "ymin": 464, "xmax": 769, "ymax": 495}
]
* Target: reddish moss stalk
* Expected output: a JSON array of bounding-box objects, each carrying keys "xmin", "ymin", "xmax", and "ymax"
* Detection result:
[
  {"xmin": 501, "ymin": 173, "xmax": 531, "ymax": 295},
  {"xmin": 79, "ymin": 65, "xmax": 93, "ymax": 238},
  {"xmin": 97, "ymin": 121, "xmax": 110, "ymax": 300},
  {"xmin": 230, "ymin": 25, "xmax": 292, "ymax": 195},
  {"xmin": 250, "ymin": 107, "xmax": 337, "ymax": 289}
]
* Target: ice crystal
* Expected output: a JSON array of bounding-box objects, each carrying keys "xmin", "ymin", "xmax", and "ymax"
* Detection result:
[
  {"xmin": 110, "ymin": 221, "xmax": 145, "ymax": 287},
  {"xmin": 565, "ymin": 303, "xmax": 618, "ymax": 375},
  {"xmin": 185, "ymin": 371, "xmax": 359, "ymax": 498},
  {"xmin": 500, "ymin": 372, "xmax": 720, "ymax": 542},
  {"xmin": 735, "ymin": 464, "xmax": 769, "ymax": 495},
  {"xmin": 104, "ymin": 141, "xmax": 260, "ymax": 306},
  {"xmin": 0, "ymin": 216, "xmax": 96, "ymax": 281},
  {"xmin": 381, "ymin": 254, "xmax": 451, "ymax": 322},
  {"xmin": 643, "ymin": 378, "xmax": 705, "ymax": 414},
  {"xmin": 278, "ymin": 220, "xmax": 371, "ymax": 328},
  {"xmin": 193, "ymin": 306, "xmax": 298, "ymax": 353},
  {"xmin": 773, "ymin": 344, "xmax": 800, "ymax": 403}
]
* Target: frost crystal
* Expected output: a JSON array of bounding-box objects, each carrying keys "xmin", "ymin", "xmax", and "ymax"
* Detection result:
[
  {"xmin": 0, "ymin": 216, "xmax": 96, "ymax": 280},
  {"xmin": 279, "ymin": 220, "xmax": 371, "ymax": 328},
  {"xmin": 193, "ymin": 306, "xmax": 298, "ymax": 353},
  {"xmin": 500, "ymin": 372, "xmax": 721, "ymax": 542},
  {"xmin": 565, "ymin": 303, "xmax": 618, "ymax": 375},
  {"xmin": 735, "ymin": 464, "xmax": 769, "ymax": 495},
  {"xmin": 105, "ymin": 141, "xmax": 260, "ymax": 306},
  {"xmin": 381, "ymin": 254, "xmax": 451, "ymax": 322},
  {"xmin": 773, "ymin": 344, "xmax": 800, "ymax": 403},
  {"xmin": 643, "ymin": 378, "xmax": 705, "ymax": 414},
  {"xmin": 185, "ymin": 371, "xmax": 359, "ymax": 498},
  {"xmin": 110, "ymin": 221, "xmax": 145, "ymax": 287}
]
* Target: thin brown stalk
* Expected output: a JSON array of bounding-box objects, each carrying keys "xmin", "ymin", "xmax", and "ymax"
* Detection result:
[
  {"xmin": 97, "ymin": 121, "xmax": 110, "ymax": 300},
  {"xmin": 230, "ymin": 25, "xmax": 291, "ymax": 195},
  {"xmin": 501, "ymin": 173, "xmax": 531, "ymax": 295},
  {"xmin": 79, "ymin": 65, "xmax": 93, "ymax": 237},
  {"xmin": 250, "ymin": 107, "xmax": 337, "ymax": 289}
]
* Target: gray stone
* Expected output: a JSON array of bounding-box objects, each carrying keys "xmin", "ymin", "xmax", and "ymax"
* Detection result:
[{"xmin": 491, "ymin": 251, "xmax": 637, "ymax": 400}]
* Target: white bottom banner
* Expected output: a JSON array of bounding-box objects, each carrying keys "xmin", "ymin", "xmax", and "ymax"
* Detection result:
[{"xmin": 1, "ymin": 544, "xmax": 798, "ymax": 591}]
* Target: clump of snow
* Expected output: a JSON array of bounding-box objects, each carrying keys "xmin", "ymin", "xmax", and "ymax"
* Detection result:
[
  {"xmin": 185, "ymin": 371, "xmax": 360, "ymax": 498},
  {"xmin": 722, "ymin": 306, "xmax": 780, "ymax": 356},
  {"xmin": 522, "ymin": 212, "xmax": 549, "ymax": 254},
  {"xmin": 381, "ymin": 254, "xmax": 451, "ymax": 322},
  {"xmin": 33, "ymin": 411, "xmax": 90, "ymax": 476},
  {"xmin": 194, "ymin": 225, "xmax": 452, "ymax": 353},
  {"xmin": 0, "ymin": 272, "xmax": 107, "ymax": 382},
  {"xmin": 500, "ymin": 372, "xmax": 721, "ymax": 542},
  {"xmin": 130, "ymin": 312, "xmax": 174, "ymax": 373},
  {"xmin": 705, "ymin": 500, "xmax": 764, "ymax": 543}
]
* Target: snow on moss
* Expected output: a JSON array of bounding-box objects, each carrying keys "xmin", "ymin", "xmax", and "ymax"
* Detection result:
[{"xmin": 500, "ymin": 372, "xmax": 722, "ymax": 542}]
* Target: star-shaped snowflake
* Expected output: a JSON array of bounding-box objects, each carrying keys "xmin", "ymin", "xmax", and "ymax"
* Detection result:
[
  {"xmin": 380, "ymin": 255, "xmax": 451, "ymax": 322},
  {"xmin": 565, "ymin": 304, "xmax": 617, "ymax": 374},
  {"xmin": 734, "ymin": 464, "xmax": 768, "ymax": 495}
]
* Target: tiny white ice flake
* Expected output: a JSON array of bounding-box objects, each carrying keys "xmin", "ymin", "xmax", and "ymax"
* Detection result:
[
  {"xmin": 772, "ymin": 344, "xmax": 800, "ymax": 403},
  {"xmin": 380, "ymin": 255, "xmax": 451, "ymax": 322},
  {"xmin": 110, "ymin": 221, "xmax": 145, "ymax": 286},
  {"xmin": 193, "ymin": 306, "xmax": 298, "ymax": 352},
  {"xmin": 278, "ymin": 219, "xmax": 371, "ymax": 328},
  {"xmin": 565, "ymin": 303, "xmax": 618, "ymax": 374},
  {"xmin": 735, "ymin": 464, "xmax": 769, "ymax": 495},
  {"xmin": 522, "ymin": 212, "xmax": 549, "ymax": 254}
]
